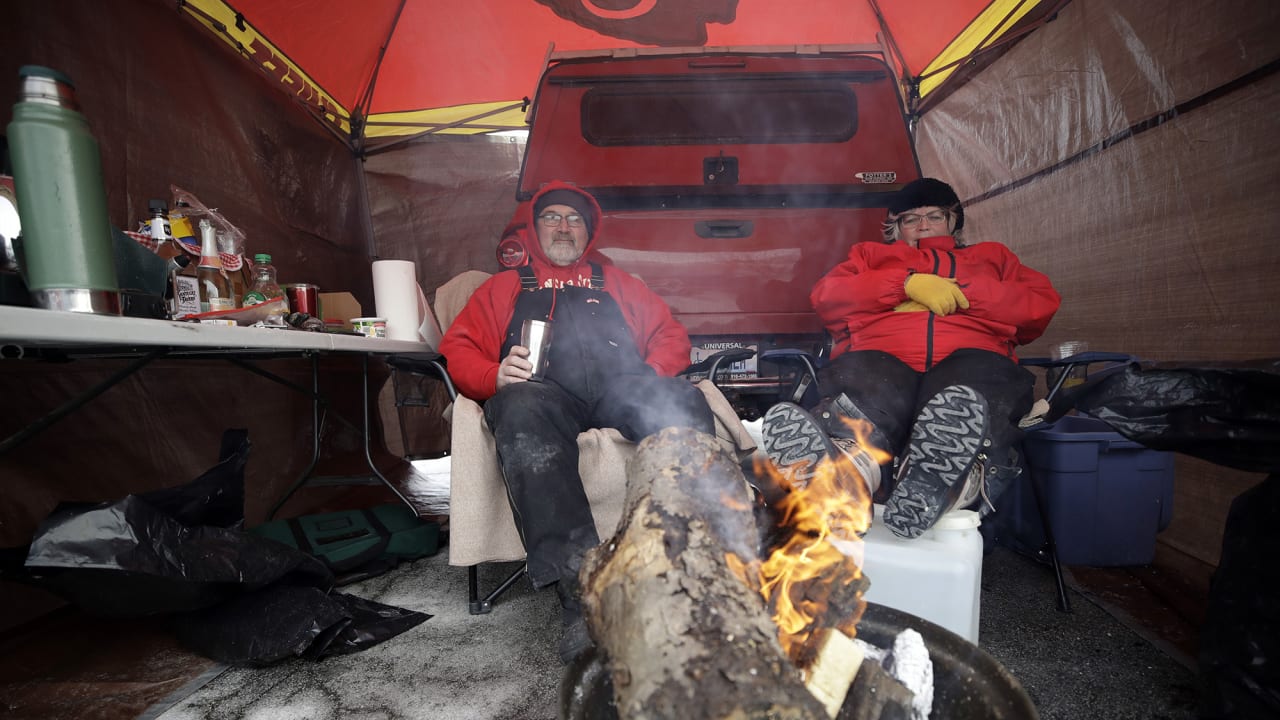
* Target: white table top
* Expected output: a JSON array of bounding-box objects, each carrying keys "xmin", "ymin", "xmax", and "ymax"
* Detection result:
[{"xmin": 0, "ymin": 305, "xmax": 431, "ymax": 355}]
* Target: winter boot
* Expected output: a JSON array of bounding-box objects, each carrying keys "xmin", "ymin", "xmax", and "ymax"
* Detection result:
[
  {"xmin": 556, "ymin": 579, "xmax": 594, "ymax": 664},
  {"xmin": 761, "ymin": 402, "xmax": 881, "ymax": 499},
  {"xmin": 883, "ymin": 385, "xmax": 990, "ymax": 539},
  {"xmin": 555, "ymin": 547, "xmax": 595, "ymax": 664}
]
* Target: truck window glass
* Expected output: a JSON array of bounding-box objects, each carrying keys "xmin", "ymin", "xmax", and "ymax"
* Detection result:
[{"xmin": 580, "ymin": 81, "xmax": 857, "ymax": 146}]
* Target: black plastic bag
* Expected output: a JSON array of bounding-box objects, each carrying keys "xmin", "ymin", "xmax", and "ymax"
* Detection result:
[
  {"xmin": 174, "ymin": 586, "xmax": 432, "ymax": 666},
  {"xmin": 20, "ymin": 429, "xmax": 334, "ymax": 616},
  {"xmin": 23, "ymin": 495, "xmax": 334, "ymax": 617},
  {"xmin": 1057, "ymin": 359, "xmax": 1280, "ymax": 473},
  {"xmin": 1198, "ymin": 474, "xmax": 1280, "ymax": 718}
]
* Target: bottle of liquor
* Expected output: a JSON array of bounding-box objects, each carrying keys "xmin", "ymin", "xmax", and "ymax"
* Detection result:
[
  {"xmin": 196, "ymin": 219, "xmax": 233, "ymax": 313},
  {"xmin": 171, "ymin": 253, "xmax": 201, "ymax": 319},
  {"xmin": 148, "ymin": 199, "xmax": 182, "ymax": 262}
]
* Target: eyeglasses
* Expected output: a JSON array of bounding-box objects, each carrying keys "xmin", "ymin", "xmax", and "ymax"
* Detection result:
[
  {"xmin": 537, "ymin": 212, "xmax": 585, "ymax": 228},
  {"xmin": 898, "ymin": 211, "xmax": 950, "ymax": 228}
]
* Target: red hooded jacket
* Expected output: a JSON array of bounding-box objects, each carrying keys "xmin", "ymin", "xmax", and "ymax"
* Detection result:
[
  {"xmin": 439, "ymin": 181, "xmax": 694, "ymax": 401},
  {"xmin": 811, "ymin": 235, "xmax": 1060, "ymax": 371}
]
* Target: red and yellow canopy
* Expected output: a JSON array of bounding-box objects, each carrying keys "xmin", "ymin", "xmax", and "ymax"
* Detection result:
[{"xmin": 180, "ymin": 0, "xmax": 1064, "ymax": 147}]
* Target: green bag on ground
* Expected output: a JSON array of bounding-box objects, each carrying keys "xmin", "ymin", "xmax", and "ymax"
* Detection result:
[{"xmin": 250, "ymin": 504, "xmax": 440, "ymax": 576}]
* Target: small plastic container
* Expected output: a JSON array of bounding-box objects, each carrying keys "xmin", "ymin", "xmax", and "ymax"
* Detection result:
[
  {"xmin": 351, "ymin": 317, "xmax": 387, "ymax": 338},
  {"xmin": 860, "ymin": 506, "xmax": 984, "ymax": 644}
]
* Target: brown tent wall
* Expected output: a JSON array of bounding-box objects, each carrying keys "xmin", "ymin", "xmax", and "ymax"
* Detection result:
[
  {"xmin": 0, "ymin": 1, "xmax": 398, "ymax": 629},
  {"xmin": 363, "ymin": 137, "xmax": 527, "ymax": 302},
  {"xmin": 915, "ymin": 0, "xmax": 1280, "ymax": 589}
]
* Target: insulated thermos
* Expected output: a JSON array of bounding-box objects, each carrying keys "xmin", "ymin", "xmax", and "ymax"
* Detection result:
[{"xmin": 7, "ymin": 65, "xmax": 120, "ymax": 314}]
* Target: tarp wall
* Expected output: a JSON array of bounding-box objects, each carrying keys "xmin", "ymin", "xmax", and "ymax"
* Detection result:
[
  {"xmin": 0, "ymin": 1, "xmax": 407, "ymax": 630},
  {"xmin": 364, "ymin": 138, "xmax": 526, "ymax": 300},
  {"xmin": 915, "ymin": 0, "xmax": 1280, "ymax": 584}
]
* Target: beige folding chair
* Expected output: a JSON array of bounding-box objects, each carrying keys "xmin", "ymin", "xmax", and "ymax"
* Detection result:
[{"xmin": 415, "ymin": 271, "xmax": 757, "ymax": 613}]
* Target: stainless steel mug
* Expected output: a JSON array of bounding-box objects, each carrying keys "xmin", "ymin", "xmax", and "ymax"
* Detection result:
[{"xmin": 520, "ymin": 318, "xmax": 552, "ymax": 381}]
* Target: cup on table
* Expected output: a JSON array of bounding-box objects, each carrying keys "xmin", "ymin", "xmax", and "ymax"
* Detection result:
[
  {"xmin": 520, "ymin": 319, "xmax": 552, "ymax": 381},
  {"xmin": 284, "ymin": 283, "xmax": 320, "ymax": 316}
]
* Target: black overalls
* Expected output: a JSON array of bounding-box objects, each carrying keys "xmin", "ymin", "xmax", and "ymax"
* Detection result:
[{"xmin": 483, "ymin": 263, "xmax": 714, "ymax": 591}]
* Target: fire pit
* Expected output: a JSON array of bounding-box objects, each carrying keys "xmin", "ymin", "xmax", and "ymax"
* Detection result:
[
  {"xmin": 560, "ymin": 601, "xmax": 1038, "ymax": 720},
  {"xmin": 566, "ymin": 428, "xmax": 1038, "ymax": 719}
]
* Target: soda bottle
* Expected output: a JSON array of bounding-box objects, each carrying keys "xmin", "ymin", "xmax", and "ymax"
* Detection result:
[{"xmin": 196, "ymin": 219, "xmax": 233, "ymax": 312}]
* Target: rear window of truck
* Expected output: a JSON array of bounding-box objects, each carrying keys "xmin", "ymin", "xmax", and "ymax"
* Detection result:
[{"xmin": 580, "ymin": 80, "xmax": 857, "ymax": 146}]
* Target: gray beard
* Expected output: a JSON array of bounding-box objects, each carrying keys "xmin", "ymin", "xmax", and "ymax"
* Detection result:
[{"xmin": 546, "ymin": 242, "xmax": 582, "ymax": 267}]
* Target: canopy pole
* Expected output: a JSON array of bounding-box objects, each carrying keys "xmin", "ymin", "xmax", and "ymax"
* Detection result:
[
  {"xmin": 351, "ymin": 0, "xmax": 408, "ymax": 155},
  {"xmin": 866, "ymin": 0, "xmax": 916, "ymax": 117}
]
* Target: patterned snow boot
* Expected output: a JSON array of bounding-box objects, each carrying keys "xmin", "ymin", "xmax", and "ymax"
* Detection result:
[
  {"xmin": 761, "ymin": 401, "xmax": 881, "ymax": 499},
  {"xmin": 883, "ymin": 385, "xmax": 991, "ymax": 539}
]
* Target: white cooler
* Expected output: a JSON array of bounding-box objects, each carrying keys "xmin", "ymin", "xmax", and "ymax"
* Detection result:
[{"xmin": 859, "ymin": 505, "xmax": 984, "ymax": 644}]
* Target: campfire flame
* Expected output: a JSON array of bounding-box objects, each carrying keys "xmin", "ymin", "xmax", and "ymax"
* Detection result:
[{"xmin": 756, "ymin": 418, "xmax": 891, "ymax": 665}]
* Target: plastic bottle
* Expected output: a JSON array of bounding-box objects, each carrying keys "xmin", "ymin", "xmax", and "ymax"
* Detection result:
[
  {"xmin": 243, "ymin": 252, "xmax": 285, "ymax": 324},
  {"xmin": 6, "ymin": 65, "xmax": 119, "ymax": 314},
  {"xmin": 196, "ymin": 219, "xmax": 233, "ymax": 312}
]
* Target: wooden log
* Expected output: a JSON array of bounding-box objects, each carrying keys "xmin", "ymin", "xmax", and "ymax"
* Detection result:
[{"xmin": 579, "ymin": 427, "xmax": 828, "ymax": 720}]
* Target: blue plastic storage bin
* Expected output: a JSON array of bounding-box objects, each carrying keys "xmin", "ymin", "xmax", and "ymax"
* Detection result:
[{"xmin": 1003, "ymin": 415, "xmax": 1175, "ymax": 566}]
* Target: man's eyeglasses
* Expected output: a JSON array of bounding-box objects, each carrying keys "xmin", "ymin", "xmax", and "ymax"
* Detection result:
[
  {"xmin": 898, "ymin": 211, "xmax": 950, "ymax": 228},
  {"xmin": 537, "ymin": 212, "xmax": 585, "ymax": 228}
]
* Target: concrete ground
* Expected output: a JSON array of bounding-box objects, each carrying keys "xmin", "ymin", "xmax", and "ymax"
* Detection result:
[{"xmin": 142, "ymin": 544, "xmax": 1199, "ymax": 720}]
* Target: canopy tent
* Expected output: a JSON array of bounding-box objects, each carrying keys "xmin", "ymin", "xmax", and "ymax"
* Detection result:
[{"xmin": 180, "ymin": 0, "xmax": 1068, "ymax": 152}]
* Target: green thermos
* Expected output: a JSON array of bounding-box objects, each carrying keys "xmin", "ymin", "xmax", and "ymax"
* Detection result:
[{"xmin": 7, "ymin": 65, "xmax": 119, "ymax": 314}]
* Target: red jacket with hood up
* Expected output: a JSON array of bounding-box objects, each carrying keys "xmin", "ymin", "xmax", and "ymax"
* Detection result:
[
  {"xmin": 811, "ymin": 235, "xmax": 1060, "ymax": 371},
  {"xmin": 439, "ymin": 182, "xmax": 694, "ymax": 401}
]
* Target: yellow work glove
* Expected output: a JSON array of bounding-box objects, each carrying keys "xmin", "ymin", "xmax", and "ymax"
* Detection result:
[
  {"xmin": 894, "ymin": 300, "xmax": 930, "ymax": 312},
  {"xmin": 904, "ymin": 273, "xmax": 970, "ymax": 316}
]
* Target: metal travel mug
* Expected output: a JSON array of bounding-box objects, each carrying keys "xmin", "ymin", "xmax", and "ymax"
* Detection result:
[
  {"xmin": 7, "ymin": 65, "xmax": 120, "ymax": 314},
  {"xmin": 520, "ymin": 319, "xmax": 552, "ymax": 381}
]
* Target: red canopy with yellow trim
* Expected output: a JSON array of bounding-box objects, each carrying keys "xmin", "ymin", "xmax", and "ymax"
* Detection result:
[{"xmin": 181, "ymin": 0, "xmax": 1066, "ymax": 150}]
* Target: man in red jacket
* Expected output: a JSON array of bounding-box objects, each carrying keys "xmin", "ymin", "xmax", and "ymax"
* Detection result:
[
  {"xmin": 439, "ymin": 181, "xmax": 713, "ymax": 662},
  {"xmin": 762, "ymin": 178, "xmax": 1061, "ymax": 539}
]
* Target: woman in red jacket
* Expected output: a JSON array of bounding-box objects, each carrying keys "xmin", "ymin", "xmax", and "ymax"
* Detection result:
[{"xmin": 762, "ymin": 178, "xmax": 1061, "ymax": 539}]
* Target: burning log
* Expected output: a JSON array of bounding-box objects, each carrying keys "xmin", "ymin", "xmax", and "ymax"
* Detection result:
[
  {"xmin": 578, "ymin": 427, "xmax": 926, "ymax": 720},
  {"xmin": 579, "ymin": 427, "xmax": 829, "ymax": 719}
]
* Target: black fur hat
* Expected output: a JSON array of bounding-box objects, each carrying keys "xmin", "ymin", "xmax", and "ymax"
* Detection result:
[{"xmin": 889, "ymin": 178, "xmax": 965, "ymax": 232}]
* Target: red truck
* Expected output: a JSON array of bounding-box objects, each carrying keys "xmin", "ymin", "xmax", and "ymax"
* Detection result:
[{"xmin": 513, "ymin": 45, "xmax": 921, "ymax": 418}]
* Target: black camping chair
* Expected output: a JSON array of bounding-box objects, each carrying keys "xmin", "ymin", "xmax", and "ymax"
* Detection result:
[{"xmin": 1015, "ymin": 351, "xmax": 1136, "ymax": 612}]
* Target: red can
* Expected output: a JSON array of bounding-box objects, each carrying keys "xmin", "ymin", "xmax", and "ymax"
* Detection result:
[{"xmin": 284, "ymin": 283, "xmax": 320, "ymax": 316}]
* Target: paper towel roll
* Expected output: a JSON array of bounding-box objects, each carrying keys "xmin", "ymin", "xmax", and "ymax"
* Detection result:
[{"xmin": 372, "ymin": 259, "xmax": 443, "ymax": 348}]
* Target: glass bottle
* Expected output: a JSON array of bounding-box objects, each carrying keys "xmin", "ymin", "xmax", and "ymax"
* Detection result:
[
  {"xmin": 217, "ymin": 229, "xmax": 251, "ymax": 306},
  {"xmin": 148, "ymin": 199, "xmax": 181, "ymax": 262},
  {"xmin": 196, "ymin": 219, "xmax": 233, "ymax": 312}
]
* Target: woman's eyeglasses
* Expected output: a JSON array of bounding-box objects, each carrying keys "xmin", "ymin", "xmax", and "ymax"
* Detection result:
[
  {"xmin": 537, "ymin": 212, "xmax": 585, "ymax": 228},
  {"xmin": 898, "ymin": 211, "xmax": 950, "ymax": 228}
]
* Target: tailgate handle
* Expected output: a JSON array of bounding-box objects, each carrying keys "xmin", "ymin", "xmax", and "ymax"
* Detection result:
[{"xmin": 695, "ymin": 220, "xmax": 754, "ymax": 239}]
